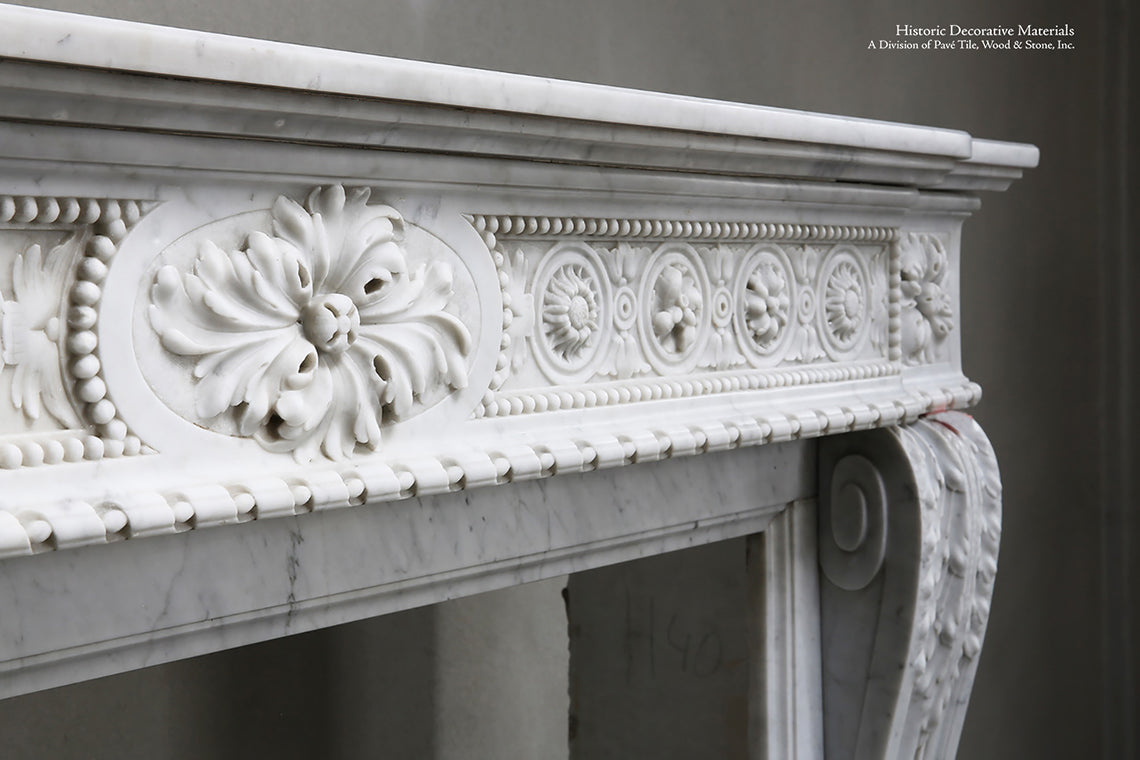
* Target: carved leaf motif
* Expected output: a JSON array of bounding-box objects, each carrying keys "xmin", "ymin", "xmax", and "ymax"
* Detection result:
[
  {"xmin": 789, "ymin": 244, "xmax": 819, "ymax": 284},
  {"xmin": 701, "ymin": 328, "xmax": 743, "ymax": 370},
  {"xmin": 502, "ymin": 248, "xmax": 534, "ymax": 373},
  {"xmin": 599, "ymin": 331, "xmax": 650, "ymax": 380},
  {"xmin": 603, "ymin": 243, "xmax": 644, "ymax": 286},
  {"xmin": 149, "ymin": 185, "xmax": 471, "ymax": 461},
  {"xmin": 787, "ymin": 324, "xmax": 827, "ymax": 364},
  {"xmin": 901, "ymin": 415, "xmax": 1001, "ymax": 757},
  {"xmin": 821, "ymin": 414, "xmax": 1001, "ymax": 760},
  {"xmin": 2, "ymin": 240, "xmax": 82, "ymax": 428},
  {"xmin": 702, "ymin": 244, "xmax": 735, "ymax": 286}
]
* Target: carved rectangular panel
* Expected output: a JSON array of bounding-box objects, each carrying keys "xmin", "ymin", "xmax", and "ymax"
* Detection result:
[{"xmin": 477, "ymin": 216, "xmax": 902, "ymax": 419}]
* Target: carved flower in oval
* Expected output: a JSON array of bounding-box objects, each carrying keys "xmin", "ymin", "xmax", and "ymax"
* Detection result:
[
  {"xmin": 744, "ymin": 261, "xmax": 790, "ymax": 349},
  {"xmin": 149, "ymin": 186, "xmax": 471, "ymax": 461},
  {"xmin": 542, "ymin": 263, "xmax": 599, "ymax": 360},
  {"xmin": 651, "ymin": 264, "xmax": 703, "ymax": 354},
  {"xmin": 824, "ymin": 260, "xmax": 865, "ymax": 345}
]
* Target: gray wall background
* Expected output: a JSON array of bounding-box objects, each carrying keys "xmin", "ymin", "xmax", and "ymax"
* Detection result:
[{"xmin": 1, "ymin": 0, "xmax": 1135, "ymax": 758}]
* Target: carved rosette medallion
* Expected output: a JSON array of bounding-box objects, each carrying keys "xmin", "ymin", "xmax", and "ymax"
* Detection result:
[
  {"xmin": 613, "ymin": 286, "xmax": 637, "ymax": 331},
  {"xmin": 817, "ymin": 247, "xmax": 872, "ymax": 359},
  {"xmin": 148, "ymin": 186, "xmax": 472, "ymax": 461},
  {"xmin": 711, "ymin": 288, "xmax": 732, "ymax": 328},
  {"xmin": 733, "ymin": 246, "xmax": 795, "ymax": 364},
  {"xmin": 532, "ymin": 244, "xmax": 610, "ymax": 383},
  {"xmin": 639, "ymin": 245, "xmax": 711, "ymax": 374},
  {"xmin": 824, "ymin": 261, "xmax": 864, "ymax": 345}
]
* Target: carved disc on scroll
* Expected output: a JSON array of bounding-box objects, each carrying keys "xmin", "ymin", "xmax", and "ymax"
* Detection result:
[{"xmin": 819, "ymin": 453, "xmax": 887, "ymax": 590}]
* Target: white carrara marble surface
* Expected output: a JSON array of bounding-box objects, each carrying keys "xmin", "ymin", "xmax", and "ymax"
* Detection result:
[
  {"xmin": 0, "ymin": 8, "xmax": 1030, "ymax": 756},
  {"xmin": 0, "ymin": 442, "xmax": 811, "ymax": 699},
  {"xmin": 0, "ymin": 4, "xmax": 1036, "ymax": 190},
  {"xmin": 0, "ymin": 4, "xmax": 973, "ymax": 155}
]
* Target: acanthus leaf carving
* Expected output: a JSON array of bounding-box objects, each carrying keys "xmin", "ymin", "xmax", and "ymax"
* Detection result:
[
  {"xmin": 149, "ymin": 185, "xmax": 472, "ymax": 461},
  {"xmin": 1, "ymin": 238, "xmax": 82, "ymax": 429}
]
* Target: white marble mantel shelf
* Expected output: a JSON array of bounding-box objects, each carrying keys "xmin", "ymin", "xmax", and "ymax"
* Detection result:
[{"xmin": 0, "ymin": 5, "xmax": 1034, "ymax": 758}]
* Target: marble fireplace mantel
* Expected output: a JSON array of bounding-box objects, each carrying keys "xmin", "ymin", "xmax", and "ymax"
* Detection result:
[{"xmin": 0, "ymin": 5, "xmax": 1035, "ymax": 758}]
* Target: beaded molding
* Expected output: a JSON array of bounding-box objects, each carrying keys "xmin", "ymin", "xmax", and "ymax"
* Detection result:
[
  {"xmin": 466, "ymin": 215, "xmax": 899, "ymax": 246},
  {"xmin": 0, "ymin": 195, "xmax": 150, "ymax": 468},
  {"xmin": 482, "ymin": 360, "xmax": 897, "ymax": 418}
]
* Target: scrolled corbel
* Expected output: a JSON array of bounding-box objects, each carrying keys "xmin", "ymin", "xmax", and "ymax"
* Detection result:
[{"xmin": 818, "ymin": 411, "xmax": 1001, "ymax": 760}]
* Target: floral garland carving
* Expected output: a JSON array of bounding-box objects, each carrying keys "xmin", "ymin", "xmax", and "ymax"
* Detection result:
[
  {"xmin": 150, "ymin": 186, "xmax": 471, "ymax": 461},
  {"xmin": 899, "ymin": 233, "xmax": 954, "ymax": 364}
]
